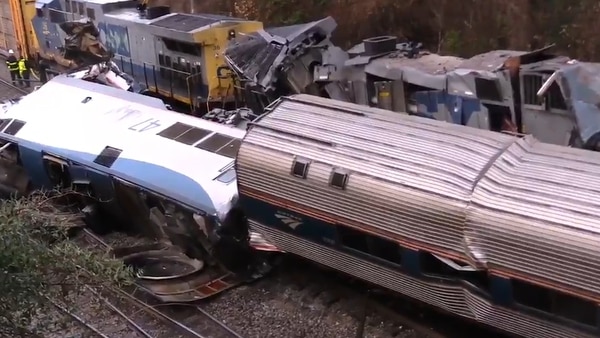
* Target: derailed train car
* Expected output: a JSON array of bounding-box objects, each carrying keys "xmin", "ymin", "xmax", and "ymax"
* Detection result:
[
  {"xmin": 0, "ymin": 75, "xmax": 271, "ymax": 300},
  {"xmin": 225, "ymin": 17, "xmax": 600, "ymax": 151},
  {"xmin": 236, "ymin": 94, "xmax": 600, "ymax": 338}
]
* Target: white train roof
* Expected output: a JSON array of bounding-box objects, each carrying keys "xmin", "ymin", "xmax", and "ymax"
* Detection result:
[
  {"xmin": 8, "ymin": 75, "xmax": 245, "ymax": 141},
  {"xmin": 1, "ymin": 76, "xmax": 244, "ymax": 216}
]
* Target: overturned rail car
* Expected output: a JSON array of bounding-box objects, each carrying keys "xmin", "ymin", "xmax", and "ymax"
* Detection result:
[{"xmin": 0, "ymin": 74, "xmax": 272, "ymax": 301}]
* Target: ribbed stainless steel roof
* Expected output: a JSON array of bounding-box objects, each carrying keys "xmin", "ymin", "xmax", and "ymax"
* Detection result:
[{"xmin": 256, "ymin": 94, "xmax": 519, "ymax": 201}]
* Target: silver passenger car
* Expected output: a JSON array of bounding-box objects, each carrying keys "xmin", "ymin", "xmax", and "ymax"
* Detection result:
[{"xmin": 236, "ymin": 94, "xmax": 600, "ymax": 338}]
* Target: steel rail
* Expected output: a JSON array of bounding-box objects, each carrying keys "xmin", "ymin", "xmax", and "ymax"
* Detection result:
[{"xmin": 82, "ymin": 228, "xmax": 243, "ymax": 338}]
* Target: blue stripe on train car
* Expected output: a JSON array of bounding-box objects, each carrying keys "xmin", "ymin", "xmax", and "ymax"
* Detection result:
[
  {"xmin": 411, "ymin": 90, "xmax": 482, "ymax": 125},
  {"xmin": 17, "ymin": 140, "xmax": 216, "ymax": 214},
  {"xmin": 239, "ymin": 194, "xmax": 337, "ymax": 246}
]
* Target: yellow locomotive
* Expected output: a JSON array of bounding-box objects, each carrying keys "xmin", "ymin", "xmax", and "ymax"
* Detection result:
[{"xmin": 0, "ymin": 0, "xmax": 263, "ymax": 111}]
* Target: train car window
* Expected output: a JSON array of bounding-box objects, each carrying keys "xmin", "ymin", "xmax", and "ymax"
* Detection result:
[
  {"xmin": 337, "ymin": 225, "xmax": 369, "ymax": 252},
  {"xmin": 513, "ymin": 279, "xmax": 598, "ymax": 327},
  {"xmin": 329, "ymin": 170, "xmax": 348, "ymax": 190},
  {"xmin": 3, "ymin": 120, "xmax": 26, "ymax": 136},
  {"xmin": 93, "ymin": 146, "xmax": 122, "ymax": 168},
  {"xmin": 195, "ymin": 133, "xmax": 235, "ymax": 153},
  {"xmin": 215, "ymin": 139, "xmax": 241, "ymax": 158},
  {"xmin": 162, "ymin": 39, "xmax": 178, "ymax": 51},
  {"xmin": 65, "ymin": 0, "xmax": 71, "ymax": 12},
  {"xmin": 179, "ymin": 43, "xmax": 197, "ymax": 55},
  {"xmin": 419, "ymin": 251, "xmax": 461, "ymax": 278},
  {"xmin": 157, "ymin": 122, "xmax": 193, "ymax": 139},
  {"xmin": 78, "ymin": 2, "xmax": 85, "ymax": 15},
  {"xmin": 522, "ymin": 74, "xmax": 544, "ymax": 105},
  {"xmin": 368, "ymin": 236, "xmax": 402, "ymax": 264},
  {"xmin": 49, "ymin": 8, "xmax": 65, "ymax": 23},
  {"xmin": 164, "ymin": 55, "xmax": 172, "ymax": 79},
  {"xmin": 43, "ymin": 156, "xmax": 71, "ymax": 188},
  {"xmin": 215, "ymin": 167, "xmax": 236, "ymax": 184},
  {"xmin": 86, "ymin": 8, "xmax": 96, "ymax": 20},
  {"xmin": 36, "ymin": 8, "xmax": 43, "ymax": 17},
  {"xmin": 174, "ymin": 127, "xmax": 211, "ymax": 145},
  {"xmin": 546, "ymin": 81, "xmax": 567, "ymax": 110},
  {"xmin": 291, "ymin": 158, "xmax": 310, "ymax": 179},
  {"xmin": 474, "ymin": 78, "xmax": 502, "ymax": 102},
  {"xmin": 158, "ymin": 53, "xmax": 166, "ymax": 78}
]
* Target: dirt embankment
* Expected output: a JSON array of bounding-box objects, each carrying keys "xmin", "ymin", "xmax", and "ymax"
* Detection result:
[{"xmin": 151, "ymin": 0, "xmax": 600, "ymax": 60}]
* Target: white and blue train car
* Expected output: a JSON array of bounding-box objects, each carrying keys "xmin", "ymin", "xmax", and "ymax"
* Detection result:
[
  {"xmin": 236, "ymin": 94, "xmax": 600, "ymax": 338},
  {"xmin": 0, "ymin": 75, "xmax": 267, "ymax": 287}
]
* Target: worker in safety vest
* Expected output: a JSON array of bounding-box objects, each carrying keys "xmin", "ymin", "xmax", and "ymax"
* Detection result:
[
  {"xmin": 5, "ymin": 49, "xmax": 21, "ymax": 86},
  {"xmin": 18, "ymin": 56, "xmax": 30, "ymax": 88}
]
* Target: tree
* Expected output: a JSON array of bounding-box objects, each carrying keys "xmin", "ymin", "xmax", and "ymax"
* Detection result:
[{"xmin": 0, "ymin": 193, "xmax": 134, "ymax": 337}]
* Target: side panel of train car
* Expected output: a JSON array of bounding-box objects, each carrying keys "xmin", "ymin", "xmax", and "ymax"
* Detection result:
[
  {"xmin": 0, "ymin": 0, "xmax": 30, "ymax": 57},
  {"xmin": 21, "ymin": 0, "xmax": 263, "ymax": 110},
  {"xmin": 236, "ymin": 94, "xmax": 600, "ymax": 338}
]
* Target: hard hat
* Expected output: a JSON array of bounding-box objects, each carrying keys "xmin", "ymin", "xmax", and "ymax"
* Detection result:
[{"xmin": 8, "ymin": 49, "xmax": 13, "ymax": 54}]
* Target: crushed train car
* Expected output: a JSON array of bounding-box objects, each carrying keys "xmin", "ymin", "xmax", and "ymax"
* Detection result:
[{"xmin": 224, "ymin": 19, "xmax": 600, "ymax": 150}]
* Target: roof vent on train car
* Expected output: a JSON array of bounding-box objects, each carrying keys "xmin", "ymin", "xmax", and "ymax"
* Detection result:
[
  {"xmin": 144, "ymin": 6, "xmax": 171, "ymax": 20},
  {"xmin": 362, "ymin": 36, "xmax": 398, "ymax": 57}
]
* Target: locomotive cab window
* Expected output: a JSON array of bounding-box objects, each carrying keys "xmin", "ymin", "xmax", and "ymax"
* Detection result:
[
  {"xmin": 329, "ymin": 169, "xmax": 349, "ymax": 189},
  {"xmin": 78, "ymin": 2, "xmax": 84, "ymax": 15},
  {"xmin": 291, "ymin": 158, "xmax": 310, "ymax": 178},
  {"xmin": 474, "ymin": 78, "xmax": 502, "ymax": 102}
]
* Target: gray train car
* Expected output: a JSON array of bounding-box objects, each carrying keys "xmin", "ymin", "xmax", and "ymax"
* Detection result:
[{"xmin": 235, "ymin": 94, "xmax": 600, "ymax": 338}]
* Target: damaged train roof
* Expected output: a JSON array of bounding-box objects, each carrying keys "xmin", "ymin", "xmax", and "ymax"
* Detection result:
[{"xmin": 224, "ymin": 21, "xmax": 600, "ymax": 147}]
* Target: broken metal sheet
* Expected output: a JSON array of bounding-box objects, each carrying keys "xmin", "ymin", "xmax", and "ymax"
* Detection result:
[
  {"xmin": 555, "ymin": 62, "xmax": 600, "ymax": 144},
  {"xmin": 519, "ymin": 56, "xmax": 572, "ymax": 73},
  {"xmin": 59, "ymin": 20, "xmax": 112, "ymax": 68},
  {"xmin": 225, "ymin": 17, "xmax": 338, "ymax": 94},
  {"xmin": 458, "ymin": 50, "xmax": 527, "ymax": 72},
  {"xmin": 365, "ymin": 53, "xmax": 463, "ymax": 89}
]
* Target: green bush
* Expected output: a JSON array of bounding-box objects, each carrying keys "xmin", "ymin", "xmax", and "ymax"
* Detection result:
[{"xmin": 0, "ymin": 193, "xmax": 134, "ymax": 337}]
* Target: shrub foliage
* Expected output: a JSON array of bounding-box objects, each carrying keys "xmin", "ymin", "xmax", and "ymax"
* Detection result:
[{"xmin": 0, "ymin": 193, "xmax": 134, "ymax": 337}]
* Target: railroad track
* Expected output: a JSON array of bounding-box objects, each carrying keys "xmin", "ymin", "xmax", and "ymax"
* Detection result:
[{"xmin": 81, "ymin": 228, "xmax": 243, "ymax": 338}]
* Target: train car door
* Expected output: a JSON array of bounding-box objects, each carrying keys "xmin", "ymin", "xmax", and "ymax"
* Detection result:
[
  {"xmin": 111, "ymin": 177, "xmax": 164, "ymax": 239},
  {"xmin": 42, "ymin": 153, "xmax": 72, "ymax": 189}
]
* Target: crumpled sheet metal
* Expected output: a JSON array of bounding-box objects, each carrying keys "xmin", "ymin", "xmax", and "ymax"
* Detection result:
[{"xmin": 555, "ymin": 62, "xmax": 600, "ymax": 144}]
